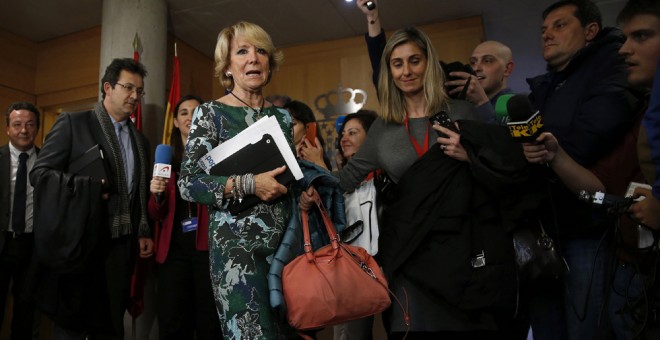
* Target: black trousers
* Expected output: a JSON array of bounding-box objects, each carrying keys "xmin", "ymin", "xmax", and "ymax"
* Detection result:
[
  {"xmin": 0, "ymin": 232, "xmax": 35, "ymax": 340},
  {"xmin": 40, "ymin": 234, "xmax": 135, "ymax": 338},
  {"xmin": 156, "ymin": 243, "xmax": 221, "ymax": 340}
]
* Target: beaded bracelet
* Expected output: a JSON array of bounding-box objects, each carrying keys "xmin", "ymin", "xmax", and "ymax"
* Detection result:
[{"xmin": 229, "ymin": 175, "xmax": 237, "ymax": 202}]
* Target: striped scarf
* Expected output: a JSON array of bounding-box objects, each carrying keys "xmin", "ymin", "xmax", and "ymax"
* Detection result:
[{"xmin": 94, "ymin": 102, "xmax": 149, "ymax": 238}]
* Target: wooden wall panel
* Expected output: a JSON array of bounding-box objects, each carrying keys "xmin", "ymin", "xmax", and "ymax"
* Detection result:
[
  {"xmin": 0, "ymin": 30, "xmax": 37, "ymax": 146},
  {"xmin": 0, "ymin": 30, "xmax": 37, "ymax": 95},
  {"xmin": 35, "ymin": 27, "xmax": 101, "ymax": 100}
]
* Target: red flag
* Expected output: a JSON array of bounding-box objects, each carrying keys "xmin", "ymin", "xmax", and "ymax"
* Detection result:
[
  {"xmin": 132, "ymin": 49, "xmax": 143, "ymax": 131},
  {"xmin": 162, "ymin": 44, "xmax": 180, "ymax": 145}
]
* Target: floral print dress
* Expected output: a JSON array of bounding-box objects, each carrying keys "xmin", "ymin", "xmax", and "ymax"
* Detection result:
[{"xmin": 178, "ymin": 101, "xmax": 295, "ymax": 339}]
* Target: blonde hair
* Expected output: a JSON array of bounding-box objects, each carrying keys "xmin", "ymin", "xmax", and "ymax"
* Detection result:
[
  {"xmin": 213, "ymin": 21, "xmax": 284, "ymax": 90},
  {"xmin": 377, "ymin": 27, "xmax": 449, "ymax": 124}
]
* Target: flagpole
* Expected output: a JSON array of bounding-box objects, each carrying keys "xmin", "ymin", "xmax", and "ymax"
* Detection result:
[
  {"xmin": 162, "ymin": 41, "xmax": 181, "ymax": 145},
  {"xmin": 132, "ymin": 32, "xmax": 143, "ymax": 131}
]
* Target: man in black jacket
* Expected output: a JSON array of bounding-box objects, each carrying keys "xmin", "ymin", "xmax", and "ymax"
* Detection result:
[
  {"xmin": 30, "ymin": 58, "xmax": 154, "ymax": 339},
  {"xmin": 525, "ymin": 1, "xmax": 639, "ymax": 339}
]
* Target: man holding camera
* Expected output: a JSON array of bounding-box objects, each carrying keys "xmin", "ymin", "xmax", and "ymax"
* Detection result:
[
  {"xmin": 446, "ymin": 41, "xmax": 515, "ymax": 124},
  {"xmin": 357, "ymin": 0, "xmax": 514, "ymax": 125}
]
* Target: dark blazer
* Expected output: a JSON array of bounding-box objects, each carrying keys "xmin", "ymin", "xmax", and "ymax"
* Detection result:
[
  {"xmin": 31, "ymin": 110, "xmax": 147, "ymax": 199},
  {"xmin": 0, "ymin": 144, "xmax": 12, "ymax": 235},
  {"xmin": 31, "ymin": 107, "xmax": 150, "ymax": 234}
]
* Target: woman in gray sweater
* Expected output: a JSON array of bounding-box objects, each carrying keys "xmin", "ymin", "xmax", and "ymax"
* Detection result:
[{"xmin": 300, "ymin": 26, "xmax": 497, "ymax": 339}]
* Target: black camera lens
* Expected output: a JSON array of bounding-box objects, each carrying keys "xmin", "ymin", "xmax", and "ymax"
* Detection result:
[{"xmin": 365, "ymin": 1, "xmax": 376, "ymax": 10}]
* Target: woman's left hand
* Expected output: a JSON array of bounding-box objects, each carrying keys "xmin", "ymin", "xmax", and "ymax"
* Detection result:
[
  {"xmin": 434, "ymin": 124, "xmax": 469, "ymax": 162},
  {"xmin": 254, "ymin": 166, "xmax": 289, "ymax": 202},
  {"xmin": 299, "ymin": 137, "xmax": 328, "ymax": 170}
]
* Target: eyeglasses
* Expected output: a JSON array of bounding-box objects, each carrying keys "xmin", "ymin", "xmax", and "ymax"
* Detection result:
[{"xmin": 115, "ymin": 82, "xmax": 146, "ymax": 97}]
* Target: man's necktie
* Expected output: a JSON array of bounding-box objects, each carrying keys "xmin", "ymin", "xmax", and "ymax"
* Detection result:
[
  {"xmin": 12, "ymin": 152, "xmax": 28, "ymax": 234},
  {"xmin": 115, "ymin": 122, "xmax": 133, "ymax": 193},
  {"xmin": 115, "ymin": 122, "xmax": 131, "ymax": 191}
]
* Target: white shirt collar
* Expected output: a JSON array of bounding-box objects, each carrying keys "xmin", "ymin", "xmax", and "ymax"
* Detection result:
[{"xmin": 8, "ymin": 143, "xmax": 36, "ymax": 158}]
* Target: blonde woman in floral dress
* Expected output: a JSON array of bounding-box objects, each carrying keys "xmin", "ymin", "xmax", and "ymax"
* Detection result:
[{"xmin": 178, "ymin": 21, "xmax": 296, "ymax": 339}]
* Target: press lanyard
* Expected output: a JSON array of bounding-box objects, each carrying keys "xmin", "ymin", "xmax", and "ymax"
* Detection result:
[{"xmin": 404, "ymin": 115, "xmax": 429, "ymax": 157}]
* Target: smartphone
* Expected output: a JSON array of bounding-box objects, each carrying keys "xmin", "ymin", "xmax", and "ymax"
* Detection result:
[
  {"xmin": 440, "ymin": 61, "xmax": 475, "ymax": 100},
  {"xmin": 429, "ymin": 111, "xmax": 458, "ymax": 137},
  {"xmin": 306, "ymin": 122, "xmax": 317, "ymax": 147},
  {"xmin": 365, "ymin": 1, "xmax": 376, "ymax": 10}
]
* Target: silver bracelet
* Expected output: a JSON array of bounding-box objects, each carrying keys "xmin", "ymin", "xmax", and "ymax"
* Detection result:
[{"xmin": 243, "ymin": 173, "xmax": 255, "ymax": 195}]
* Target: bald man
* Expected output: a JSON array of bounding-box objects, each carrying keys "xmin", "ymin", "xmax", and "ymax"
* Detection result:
[{"xmin": 445, "ymin": 40, "xmax": 515, "ymax": 124}]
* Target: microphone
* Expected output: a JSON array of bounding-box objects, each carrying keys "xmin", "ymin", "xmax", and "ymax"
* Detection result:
[
  {"xmin": 505, "ymin": 94, "xmax": 544, "ymax": 143},
  {"xmin": 578, "ymin": 190, "xmax": 634, "ymax": 214},
  {"xmin": 494, "ymin": 93, "xmax": 514, "ymax": 124},
  {"xmin": 153, "ymin": 144, "xmax": 172, "ymax": 203}
]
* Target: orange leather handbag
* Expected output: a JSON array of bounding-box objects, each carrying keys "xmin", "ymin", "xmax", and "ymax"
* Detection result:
[{"xmin": 282, "ymin": 192, "xmax": 391, "ymax": 330}]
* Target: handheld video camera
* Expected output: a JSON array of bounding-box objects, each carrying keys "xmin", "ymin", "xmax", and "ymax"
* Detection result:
[{"xmin": 441, "ymin": 61, "xmax": 476, "ymax": 100}]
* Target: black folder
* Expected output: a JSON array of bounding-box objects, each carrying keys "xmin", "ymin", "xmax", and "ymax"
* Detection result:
[
  {"xmin": 68, "ymin": 144, "xmax": 110, "ymax": 187},
  {"xmin": 209, "ymin": 133, "xmax": 296, "ymax": 215}
]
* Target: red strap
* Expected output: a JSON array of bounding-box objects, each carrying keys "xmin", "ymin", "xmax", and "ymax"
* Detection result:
[
  {"xmin": 301, "ymin": 191, "xmax": 339, "ymax": 262},
  {"xmin": 404, "ymin": 115, "xmax": 429, "ymax": 157}
]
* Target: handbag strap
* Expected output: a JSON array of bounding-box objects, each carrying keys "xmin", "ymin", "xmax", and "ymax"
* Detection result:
[
  {"xmin": 339, "ymin": 242, "xmax": 411, "ymax": 334},
  {"xmin": 301, "ymin": 191, "xmax": 340, "ymax": 262}
]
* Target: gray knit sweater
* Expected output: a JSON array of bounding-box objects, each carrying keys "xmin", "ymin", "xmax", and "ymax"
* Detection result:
[{"xmin": 338, "ymin": 99, "xmax": 478, "ymax": 192}]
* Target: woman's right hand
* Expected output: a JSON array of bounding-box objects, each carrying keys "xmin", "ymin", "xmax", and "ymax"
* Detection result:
[
  {"xmin": 522, "ymin": 132, "xmax": 559, "ymax": 164},
  {"xmin": 299, "ymin": 137, "xmax": 328, "ymax": 170},
  {"xmin": 299, "ymin": 186, "xmax": 318, "ymax": 211},
  {"xmin": 150, "ymin": 177, "xmax": 169, "ymax": 194},
  {"xmin": 254, "ymin": 166, "xmax": 288, "ymax": 202}
]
